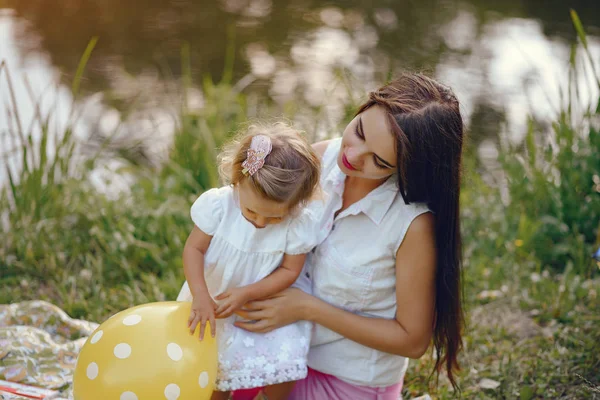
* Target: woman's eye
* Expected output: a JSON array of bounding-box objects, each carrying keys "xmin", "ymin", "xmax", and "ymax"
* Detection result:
[
  {"xmin": 373, "ymin": 157, "xmax": 387, "ymax": 169},
  {"xmin": 354, "ymin": 125, "xmax": 364, "ymax": 140}
]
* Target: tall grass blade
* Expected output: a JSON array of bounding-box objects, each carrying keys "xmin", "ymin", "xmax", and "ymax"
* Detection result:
[
  {"xmin": 570, "ymin": 9, "xmax": 600, "ymax": 89},
  {"xmin": 181, "ymin": 42, "xmax": 191, "ymax": 114},
  {"xmin": 5, "ymin": 164, "xmax": 18, "ymax": 214},
  {"xmin": 222, "ymin": 24, "xmax": 236, "ymax": 85},
  {"xmin": 570, "ymin": 9, "xmax": 587, "ymax": 49},
  {"xmin": 71, "ymin": 37, "xmax": 99, "ymax": 98},
  {"xmin": 1, "ymin": 61, "xmax": 26, "ymax": 150}
]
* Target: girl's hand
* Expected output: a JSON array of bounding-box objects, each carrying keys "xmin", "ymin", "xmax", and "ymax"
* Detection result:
[
  {"xmin": 214, "ymin": 287, "xmax": 252, "ymax": 319},
  {"xmin": 188, "ymin": 293, "xmax": 217, "ymax": 340},
  {"xmin": 234, "ymin": 288, "xmax": 312, "ymax": 333}
]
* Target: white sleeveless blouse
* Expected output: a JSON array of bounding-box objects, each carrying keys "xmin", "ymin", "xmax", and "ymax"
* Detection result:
[{"xmin": 305, "ymin": 138, "xmax": 430, "ymax": 387}]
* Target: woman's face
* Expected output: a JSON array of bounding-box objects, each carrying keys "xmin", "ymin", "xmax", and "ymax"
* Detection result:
[{"xmin": 338, "ymin": 105, "xmax": 397, "ymax": 180}]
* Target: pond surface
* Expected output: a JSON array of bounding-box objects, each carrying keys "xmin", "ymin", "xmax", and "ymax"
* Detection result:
[{"xmin": 1, "ymin": 0, "xmax": 600, "ymax": 168}]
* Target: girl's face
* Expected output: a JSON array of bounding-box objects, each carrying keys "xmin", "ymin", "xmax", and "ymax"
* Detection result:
[
  {"xmin": 338, "ymin": 105, "xmax": 397, "ymax": 181},
  {"xmin": 237, "ymin": 179, "xmax": 289, "ymax": 229}
]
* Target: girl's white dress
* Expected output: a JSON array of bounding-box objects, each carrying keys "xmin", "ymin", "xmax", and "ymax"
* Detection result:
[{"xmin": 177, "ymin": 185, "xmax": 319, "ymax": 391}]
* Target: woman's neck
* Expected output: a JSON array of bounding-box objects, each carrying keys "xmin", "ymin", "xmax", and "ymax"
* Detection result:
[
  {"xmin": 345, "ymin": 175, "xmax": 388, "ymax": 194},
  {"xmin": 336, "ymin": 175, "xmax": 390, "ymax": 216}
]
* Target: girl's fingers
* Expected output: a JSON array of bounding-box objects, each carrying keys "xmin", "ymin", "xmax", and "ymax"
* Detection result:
[
  {"xmin": 214, "ymin": 292, "xmax": 228, "ymax": 301},
  {"xmin": 216, "ymin": 305, "xmax": 230, "ymax": 319},
  {"xmin": 189, "ymin": 315, "xmax": 200, "ymax": 335},
  {"xmin": 216, "ymin": 300, "xmax": 234, "ymax": 316},
  {"xmin": 242, "ymin": 300, "xmax": 267, "ymax": 311},
  {"xmin": 199, "ymin": 317, "xmax": 207, "ymax": 341},
  {"xmin": 222, "ymin": 305, "xmax": 236, "ymax": 318},
  {"xmin": 209, "ymin": 314, "xmax": 216, "ymax": 338}
]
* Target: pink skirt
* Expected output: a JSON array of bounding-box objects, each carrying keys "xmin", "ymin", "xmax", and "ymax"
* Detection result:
[{"xmin": 232, "ymin": 367, "xmax": 403, "ymax": 400}]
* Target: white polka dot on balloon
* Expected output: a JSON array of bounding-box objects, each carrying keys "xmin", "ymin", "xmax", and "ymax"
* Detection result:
[
  {"xmin": 199, "ymin": 371, "xmax": 209, "ymax": 388},
  {"xmin": 120, "ymin": 392, "xmax": 138, "ymax": 400},
  {"xmin": 90, "ymin": 330, "xmax": 103, "ymax": 344},
  {"xmin": 164, "ymin": 383, "xmax": 180, "ymax": 400},
  {"xmin": 86, "ymin": 362, "xmax": 98, "ymax": 380},
  {"xmin": 122, "ymin": 314, "xmax": 142, "ymax": 326},
  {"xmin": 166, "ymin": 343, "xmax": 183, "ymax": 361},
  {"xmin": 114, "ymin": 343, "xmax": 132, "ymax": 359}
]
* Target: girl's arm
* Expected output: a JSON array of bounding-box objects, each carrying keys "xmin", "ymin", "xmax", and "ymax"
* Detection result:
[
  {"xmin": 182, "ymin": 226, "xmax": 213, "ymax": 298},
  {"xmin": 183, "ymin": 226, "xmax": 217, "ymax": 338},
  {"xmin": 235, "ymin": 213, "xmax": 436, "ymax": 359},
  {"xmin": 244, "ymin": 253, "xmax": 306, "ymax": 300},
  {"xmin": 214, "ymin": 253, "xmax": 305, "ymax": 318}
]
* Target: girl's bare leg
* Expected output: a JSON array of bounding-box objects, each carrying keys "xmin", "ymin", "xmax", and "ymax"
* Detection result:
[
  {"xmin": 254, "ymin": 382, "xmax": 296, "ymax": 400},
  {"xmin": 211, "ymin": 390, "xmax": 231, "ymax": 400}
]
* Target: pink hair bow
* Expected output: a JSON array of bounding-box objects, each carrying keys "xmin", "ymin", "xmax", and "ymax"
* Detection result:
[{"xmin": 242, "ymin": 135, "xmax": 273, "ymax": 176}]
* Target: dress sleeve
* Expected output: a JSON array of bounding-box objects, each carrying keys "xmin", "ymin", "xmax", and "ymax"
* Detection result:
[
  {"xmin": 285, "ymin": 207, "xmax": 321, "ymax": 255},
  {"xmin": 190, "ymin": 187, "xmax": 227, "ymax": 235}
]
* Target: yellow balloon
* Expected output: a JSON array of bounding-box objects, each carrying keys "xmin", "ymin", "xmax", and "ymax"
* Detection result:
[{"xmin": 73, "ymin": 301, "xmax": 217, "ymax": 400}]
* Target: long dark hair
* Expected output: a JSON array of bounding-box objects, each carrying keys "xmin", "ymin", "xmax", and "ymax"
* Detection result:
[{"xmin": 357, "ymin": 73, "xmax": 464, "ymax": 390}]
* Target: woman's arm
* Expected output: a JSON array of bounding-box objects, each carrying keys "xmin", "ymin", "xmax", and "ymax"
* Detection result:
[{"xmin": 235, "ymin": 213, "xmax": 436, "ymax": 359}]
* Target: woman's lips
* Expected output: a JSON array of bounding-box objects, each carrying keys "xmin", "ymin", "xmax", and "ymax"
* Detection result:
[{"xmin": 342, "ymin": 153, "xmax": 356, "ymax": 171}]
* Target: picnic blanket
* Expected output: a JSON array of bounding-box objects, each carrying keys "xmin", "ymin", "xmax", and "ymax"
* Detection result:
[
  {"xmin": 0, "ymin": 301, "xmax": 99, "ymax": 399},
  {"xmin": 0, "ymin": 301, "xmax": 430, "ymax": 400}
]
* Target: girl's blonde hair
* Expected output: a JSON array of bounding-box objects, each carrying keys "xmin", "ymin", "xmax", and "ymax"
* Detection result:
[{"xmin": 219, "ymin": 122, "xmax": 320, "ymax": 210}]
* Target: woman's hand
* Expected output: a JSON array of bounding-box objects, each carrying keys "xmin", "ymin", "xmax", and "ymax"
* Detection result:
[
  {"xmin": 234, "ymin": 288, "xmax": 313, "ymax": 333},
  {"xmin": 188, "ymin": 292, "xmax": 217, "ymax": 340}
]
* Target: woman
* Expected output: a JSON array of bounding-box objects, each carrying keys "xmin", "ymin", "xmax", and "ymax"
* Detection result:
[{"xmin": 235, "ymin": 73, "xmax": 465, "ymax": 399}]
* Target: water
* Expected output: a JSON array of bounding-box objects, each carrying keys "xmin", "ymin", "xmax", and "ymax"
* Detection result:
[{"xmin": 1, "ymin": 0, "xmax": 599, "ymax": 170}]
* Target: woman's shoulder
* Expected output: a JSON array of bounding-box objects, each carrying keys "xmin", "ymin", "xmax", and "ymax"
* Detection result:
[
  {"xmin": 404, "ymin": 210, "xmax": 434, "ymax": 235},
  {"xmin": 387, "ymin": 199, "xmax": 433, "ymax": 251},
  {"xmin": 312, "ymin": 140, "xmax": 332, "ymax": 158},
  {"xmin": 389, "ymin": 197, "xmax": 431, "ymax": 221},
  {"xmin": 313, "ymin": 138, "xmax": 341, "ymax": 159},
  {"xmin": 313, "ymin": 138, "xmax": 342, "ymax": 179}
]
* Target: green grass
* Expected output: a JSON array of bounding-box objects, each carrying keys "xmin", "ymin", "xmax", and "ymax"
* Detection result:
[
  {"xmin": 404, "ymin": 170, "xmax": 600, "ymax": 399},
  {"xmin": 1, "ymin": 11, "xmax": 600, "ymax": 399}
]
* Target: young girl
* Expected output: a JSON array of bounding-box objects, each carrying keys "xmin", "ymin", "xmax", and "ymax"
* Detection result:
[{"xmin": 176, "ymin": 122, "xmax": 321, "ymax": 400}]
